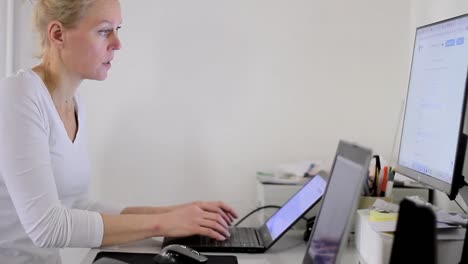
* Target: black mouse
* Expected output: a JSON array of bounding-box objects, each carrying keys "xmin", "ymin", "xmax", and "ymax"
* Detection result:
[{"xmin": 153, "ymin": 244, "xmax": 208, "ymax": 264}]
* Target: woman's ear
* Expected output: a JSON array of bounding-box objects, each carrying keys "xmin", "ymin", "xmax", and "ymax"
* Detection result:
[{"xmin": 47, "ymin": 21, "xmax": 65, "ymax": 49}]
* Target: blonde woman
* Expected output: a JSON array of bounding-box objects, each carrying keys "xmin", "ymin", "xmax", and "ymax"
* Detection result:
[{"xmin": 0, "ymin": 0, "xmax": 237, "ymax": 263}]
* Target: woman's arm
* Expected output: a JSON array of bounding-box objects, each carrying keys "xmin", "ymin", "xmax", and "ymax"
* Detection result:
[
  {"xmin": 120, "ymin": 206, "xmax": 171, "ymax": 215},
  {"xmin": 120, "ymin": 201, "xmax": 238, "ymax": 225}
]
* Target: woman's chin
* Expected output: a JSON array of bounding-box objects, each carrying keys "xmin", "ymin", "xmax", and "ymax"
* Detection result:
[{"xmin": 88, "ymin": 72, "xmax": 109, "ymax": 81}]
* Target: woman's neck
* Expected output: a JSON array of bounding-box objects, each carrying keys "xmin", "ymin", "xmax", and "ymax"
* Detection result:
[{"xmin": 33, "ymin": 54, "xmax": 82, "ymax": 113}]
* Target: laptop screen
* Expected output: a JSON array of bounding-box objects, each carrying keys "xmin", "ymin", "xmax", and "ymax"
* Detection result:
[
  {"xmin": 265, "ymin": 174, "xmax": 327, "ymax": 241},
  {"xmin": 305, "ymin": 155, "xmax": 367, "ymax": 263}
]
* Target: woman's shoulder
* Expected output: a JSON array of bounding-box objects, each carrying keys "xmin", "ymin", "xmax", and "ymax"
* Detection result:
[{"xmin": 0, "ymin": 69, "xmax": 45, "ymax": 103}]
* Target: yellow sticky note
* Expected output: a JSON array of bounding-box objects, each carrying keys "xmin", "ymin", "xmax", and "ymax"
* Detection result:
[{"xmin": 369, "ymin": 210, "xmax": 398, "ymax": 222}]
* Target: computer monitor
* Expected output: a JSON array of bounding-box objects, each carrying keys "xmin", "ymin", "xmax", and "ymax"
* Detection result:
[
  {"xmin": 396, "ymin": 13, "xmax": 468, "ymax": 201},
  {"xmin": 302, "ymin": 141, "xmax": 372, "ymax": 264}
]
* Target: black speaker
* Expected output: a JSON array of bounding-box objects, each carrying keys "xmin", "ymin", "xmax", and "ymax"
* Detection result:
[{"xmin": 389, "ymin": 198, "xmax": 437, "ymax": 264}]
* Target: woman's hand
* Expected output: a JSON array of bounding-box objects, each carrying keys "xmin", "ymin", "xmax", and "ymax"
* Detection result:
[
  {"xmin": 169, "ymin": 201, "xmax": 238, "ymax": 226},
  {"xmin": 158, "ymin": 203, "xmax": 232, "ymax": 240},
  {"xmin": 190, "ymin": 201, "xmax": 238, "ymax": 226}
]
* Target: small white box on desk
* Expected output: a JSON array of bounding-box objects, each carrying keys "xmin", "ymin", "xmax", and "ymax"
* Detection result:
[
  {"xmin": 355, "ymin": 209, "xmax": 394, "ymax": 264},
  {"xmin": 355, "ymin": 209, "xmax": 465, "ymax": 264}
]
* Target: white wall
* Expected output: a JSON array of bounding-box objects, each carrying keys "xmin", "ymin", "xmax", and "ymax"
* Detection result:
[
  {"xmin": 10, "ymin": 0, "xmax": 411, "ymax": 217},
  {"xmin": 85, "ymin": 0, "xmax": 412, "ymax": 214},
  {"xmin": 12, "ymin": 1, "xmax": 40, "ymax": 72},
  {"xmin": 411, "ymin": 0, "xmax": 468, "ymax": 28}
]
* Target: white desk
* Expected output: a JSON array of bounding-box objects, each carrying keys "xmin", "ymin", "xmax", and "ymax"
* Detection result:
[{"xmin": 80, "ymin": 231, "xmax": 360, "ymax": 264}]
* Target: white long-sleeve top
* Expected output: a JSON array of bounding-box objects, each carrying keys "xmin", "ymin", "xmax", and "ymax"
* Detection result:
[{"xmin": 0, "ymin": 69, "xmax": 123, "ymax": 264}]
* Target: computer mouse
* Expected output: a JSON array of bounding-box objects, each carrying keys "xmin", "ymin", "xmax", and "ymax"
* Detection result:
[
  {"xmin": 153, "ymin": 244, "xmax": 208, "ymax": 264},
  {"xmin": 93, "ymin": 257, "xmax": 129, "ymax": 264}
]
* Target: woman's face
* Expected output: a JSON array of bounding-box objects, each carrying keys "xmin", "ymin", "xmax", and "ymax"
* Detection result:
[{"xmin": 61, "ymin": 0, "xmax": 122, "ymax": 81}]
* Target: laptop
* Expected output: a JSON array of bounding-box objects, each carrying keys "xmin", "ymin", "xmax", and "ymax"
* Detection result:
[
  {"xmin": 302, "ymin": 140, "xmax": 372, "ymax": 264},
  {"xmin": 162, "ymin": 171, "xmax": 328, "ymax": 253}
]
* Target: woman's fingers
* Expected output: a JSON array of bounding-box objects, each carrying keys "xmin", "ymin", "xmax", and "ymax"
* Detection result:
[
  {"xmin": 217, "ymin": 202, "xmax": 239, "ymax": 219},
  {"xmin": 197, "ymin": 201, "xmax": 238, "ymax": 225},
  {"xmin": 199, "ymin": 203, "xmax": 233, "ymax": 225},
  {"xmin": 197, "ymin": 226, "xmax": 226, "ymax": 241},
  {"xmin": 202, "ymin": 212, "xmax": 231, "ymax": 237},
  {"xmin": 226, "ymin": 212, "xmax": 235, "ymax": 223}
]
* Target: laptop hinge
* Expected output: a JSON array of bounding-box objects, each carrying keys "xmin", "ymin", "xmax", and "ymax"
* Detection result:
[{"xmin": 255, "ymin": 229, "xmax": 264, "ymax": 246}]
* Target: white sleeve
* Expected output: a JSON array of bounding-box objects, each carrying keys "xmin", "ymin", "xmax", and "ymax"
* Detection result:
[
  {"xmin": 73, "ymin": 192, "xmax": 125, "ymax": 215},
  {"xmin": 0, "ymin": 80, "xmax": 103, "ymax": 248}
]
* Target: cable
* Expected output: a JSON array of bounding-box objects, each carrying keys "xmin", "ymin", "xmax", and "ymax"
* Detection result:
[
  {"xmin": 234, "ymin": 205, "xmax": 280, "ymax": 226},
  {"xmin": 234, "ymin": 205, "xmax": 309, "ymax": 227}
]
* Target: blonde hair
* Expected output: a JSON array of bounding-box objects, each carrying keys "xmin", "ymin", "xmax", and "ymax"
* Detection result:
[{"xmin": 33, "ymin": 0, "xmax": 96, "ymax": 58}]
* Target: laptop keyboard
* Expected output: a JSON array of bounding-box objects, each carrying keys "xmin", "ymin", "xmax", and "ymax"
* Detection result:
[{"xmin": 199, "ymin": 227, "xmax": 261, "ymax": 247}]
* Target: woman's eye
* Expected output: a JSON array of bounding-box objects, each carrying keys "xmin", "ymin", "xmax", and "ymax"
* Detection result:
[{"xmin": 99, "ymin": 30, "xmax": 112, "ymax": 37}]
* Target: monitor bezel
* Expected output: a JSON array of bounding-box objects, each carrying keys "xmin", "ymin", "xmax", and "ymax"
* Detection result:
[
  {"xmin": 302, "ymin": 140, "xmax": 372, "ymax": 264},
  {"xmin": 396, "ymin": 13, "xmax": 468, "ymax": 200}
]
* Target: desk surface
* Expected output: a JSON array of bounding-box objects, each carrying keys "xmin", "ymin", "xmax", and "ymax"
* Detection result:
[{"xmin": 80, "ymin": 231, "xmax": 360, "ymax": 264}]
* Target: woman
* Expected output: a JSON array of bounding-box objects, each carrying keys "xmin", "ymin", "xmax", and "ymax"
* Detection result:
[{"xmin": 0, "ymin": 0, "xmax": 237, "ymax": 263}]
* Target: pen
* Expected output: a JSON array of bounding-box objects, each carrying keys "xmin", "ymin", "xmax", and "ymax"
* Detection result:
[
  {"xmin": 373, "ymin": 167, "xmax": 378, "ymax": 196},
  {"xmin": 377, "ymin": 167, "xmax": 384, "ymax": 196},
  {"xmin": 381, "ymin": 166, "xmax": 389, "ymax": 197},
  {"xmin": 385, "ymin": 181, "xmax": 393, "ymax": 197},
  {"xmin": 389, "ymin": 169, "xmax": 396, "ymax": 181},
  {"xmin": 385, "ymin": 168, "xmax": 396, "ymax": 197},
  {"xmin": 363, "ymin": 173, "xmax": 371, "ymax": 196}
]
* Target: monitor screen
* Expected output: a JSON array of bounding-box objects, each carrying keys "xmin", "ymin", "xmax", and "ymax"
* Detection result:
[
  {"xmin": 397, "ymin": 14, "xmax": 468, "ymax": 196},
  {"xmin": 305, "ymin": 155, "xmax": 367, "ymax": 263}
]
